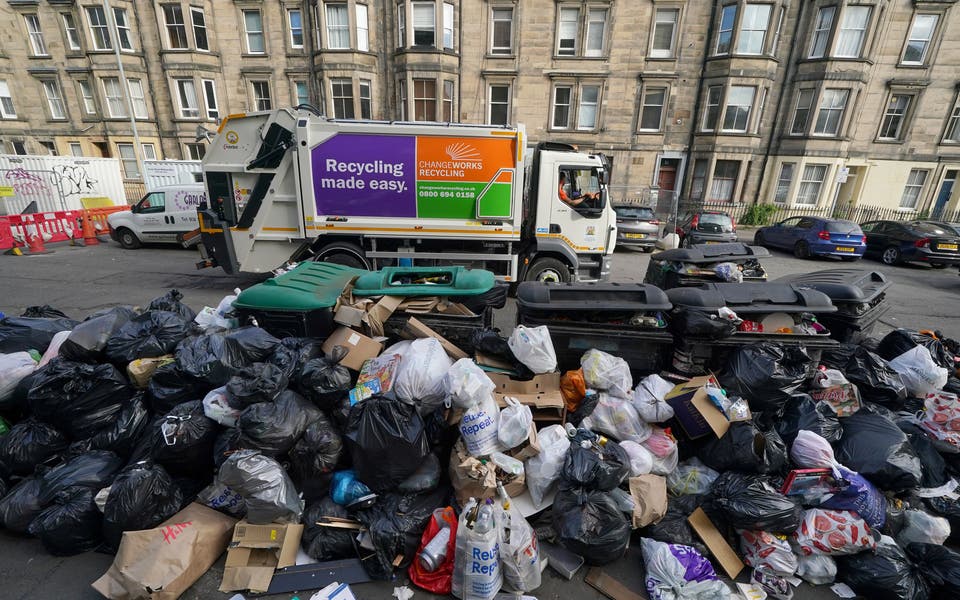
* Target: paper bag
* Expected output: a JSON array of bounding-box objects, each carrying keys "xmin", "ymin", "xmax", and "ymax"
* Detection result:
[
  {"xmin": 448, "ymin": 439, "xmax": 525, "ymax": 505},
  {"xmin": 92, "ymin": 503, "xmax": 237, "ymax": 600},
  {"xmin": 629, "ymin": 474, "xmax": 668, "ymax": 528}
]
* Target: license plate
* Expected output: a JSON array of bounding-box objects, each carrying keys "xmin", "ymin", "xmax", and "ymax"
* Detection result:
[
  {"xmin": 624, "ymin": 233, "xmax": 646, "ymax": 239},
  {"xmin": 836, "ymin": 247, "xmax": 855, "ymax": 252},
  {"xmin": 938, "ymin": 243, "xmax": 958, "ymax": 251},
  {"xmin": 704, "ymin": 241, "xmax": 722, "ymax": 244}
]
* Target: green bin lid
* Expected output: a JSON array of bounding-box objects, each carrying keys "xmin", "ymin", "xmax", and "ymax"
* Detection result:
[
  {"xmin": 352, "ymin": 266, "xmax": 496, "ymax": 296},
  {"xmin": 234, "ymin": 262, "xmax": 365, "ymax": 311}
]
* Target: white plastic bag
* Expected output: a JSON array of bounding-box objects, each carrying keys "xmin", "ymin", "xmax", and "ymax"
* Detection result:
[
  {"xmin": 889, "ymin": 345, "xmax": 949, "ymax": 397},
  {"xmin": 202, "ymin": 386, "xmax": 242, "ymax": 427},
  {"xmin": 790, "ymin": 430, "xmax": 840, "ymax": 470},
  {"xmin": 452, "ymin": 498, "xmax": 502, "ymax": 600},
  {"xmin": 508, "ymin": 325, "xmax": 557, "ymax": 374},
  {"xmin": 814, "ymin": 369, "xmax": 850, "ymax": 389},
  {"xmin": 896, "ymin": 509, "xmax": 951, "ymax": 546},
  {"xmin": 739, "ymin": 530, "xmax": 797, "ymax": 576},
  {"xmin": 581, "ymin": 349, "xmax": 633, "ymax": 399},
  {"xmin": 444, "ymin": 358, "xmax": 496, "ymax": 410},
  {"xmin": 580, "ymin": 392, "xmax": 652, "ymax": 444},
  {"xmin": 525, "ymin": 425, "xmax": 570, "ymax": 507},
  {"xmin": 620, "ymin": 440, "xmax": 655, "ymax": 476},
  {"xmin": 667, "ymin": 458, "xmax": 720, "ymax": 496},
  {"xmin": 0, "ymin": 351, "xmax": 38, "ymax": 403},
  {"xmin": 642, "ymin": 427, "xmax": 679, "ymax": 476},
  {"xmin": 795, "ymin": 552, "xmax": 836, "ymax": 585},
  {"xmin": 632, "ymin": 374, "xmax": 676, "ymax": 423},
  {"xmin": 498, "ymin": 397, "xmax": 533, "ymax": 450},
  {"xmin": 39, "ymin": 330, "xmax": 70, "ymax": 367},
  {"xmin": 460, "ymin": 394, "xmax": 501, "ymax": 457},
  {"xmin": 641, "ymin": 537, "xmax": 732, "ymax": 600},
  {"xmin": 195, "ymin": 289, "xmax": 240, "ymax": 330},
  {"xmin": 498, "ymin": 493, "xmax": 541, "ymax": 593},
  {"xmin": 394, "ymin": 338, "xmax": 454, "ymax": 409}
]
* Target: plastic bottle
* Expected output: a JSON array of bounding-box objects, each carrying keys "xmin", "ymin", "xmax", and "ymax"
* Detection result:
[{"xmin": 475, "ymin": 500, "xmax": 495, "ymax": 534}]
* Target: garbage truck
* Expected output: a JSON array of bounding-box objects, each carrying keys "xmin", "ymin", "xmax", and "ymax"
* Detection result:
[{"xmin": 195, "ymin": 107, "xmax": 617, "ymax": 282}]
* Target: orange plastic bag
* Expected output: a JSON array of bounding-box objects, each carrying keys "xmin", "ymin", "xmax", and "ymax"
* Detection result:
[{"xmin": 561, "ymin": 369, "xmax": 586, "ymax": 413}]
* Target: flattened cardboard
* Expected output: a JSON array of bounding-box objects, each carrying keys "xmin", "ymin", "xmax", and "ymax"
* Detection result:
[
  {"xmin": 585, "ymin": 568, "xmax": 646, "ymax": 600},
  {"xmin": 665, "ymin": 375, "xmax": 729, "ymax": 439},
  {"xmin": 402, "ymin": 316, "xmax": 469, "ymax": 360},
  {"xmin": 364, "ymin": 295, "xmax": 404, "ymax": 337},
  {"xmin": 220, "ymin": 522, "xmax": 305, "ymax": 593},
  {"xmin": 321, "ymin": 326, "xmax": 383, "ymax": 371},
  {"xmin": 688, "ymin": 507, "xmax": 744, "ymax": 580},
  {"xmin": 488, "ymin": 372, "xmax": 564, "ymax": 410},
  {"xmin": 333, "ymin": 305, "xmax": 365, "ymax": 328}
]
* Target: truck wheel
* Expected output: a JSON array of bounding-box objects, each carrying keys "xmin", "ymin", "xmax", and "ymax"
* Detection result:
[
  {"xmin": 117, "ymin": 228, "xmax": 141, "ymax": 249},
  {"xmin": 525, "ymin": 257, "xmax": 570, "ymax": 283},
  {"xmin": 313, "ymin": 243, "xmax": 369, "ymax": 270}
]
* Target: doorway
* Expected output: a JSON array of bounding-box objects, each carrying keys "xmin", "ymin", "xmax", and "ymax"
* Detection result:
[
  {"xmin": 933, "ymin": 170, "xmax": 957, "ymax": 219},
  {"xmin": 657, "ymin": 158, "xmax": 680, "ymax": 193}
]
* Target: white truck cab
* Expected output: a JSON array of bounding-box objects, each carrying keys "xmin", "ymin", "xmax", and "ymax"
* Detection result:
[{"xmin": 108, "ymin": 184, "xmax": 207, "ymax": 248}]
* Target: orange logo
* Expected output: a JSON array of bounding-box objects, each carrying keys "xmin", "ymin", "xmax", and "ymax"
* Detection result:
[{"xmin": 416, "ymin": 136, "xmax": 515, "ymax": 182}]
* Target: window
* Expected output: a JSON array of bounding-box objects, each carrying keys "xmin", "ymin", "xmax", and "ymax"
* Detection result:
[
  {"xmin": 791, "ymin": 89, "xmax": 814, "ymax": 134},
  {"xmin": 42, "ymin": 81, "xmax": 65, "ymax": 119},
  {"xmin": 491, "ymin": 7, "xmax": 513, "ymax": 55},
  {"xmin": 294, "ymin": 80, "xmax": 309, "ymax": 107},
  {"xmin": 252, "ymin": 81, "xmax": 272, "ymax": 111},
  {"xmin": 62, "ymin": 14, "xmax": 81, "ymax": 51},
  {"xmin": 10, "ymin": 141, "xmax": 27, "ymax": 155},
  {"xmin": 117, "ymin": 143, "xmax": 140, "ymax": 179},
  {"xmin": 413, "ymin": 2, "xmax": 435, "ymax": 46},
  {"xmin": 715, "ymin": 5, "xmax": 736, "ymax": 54},
  {"xmin": 878, "ymin": 94, "xmax": 910, "ymax": 140},
  {"xmin": 191, "ymin": 7, "xmax": 208, "ymax": 51},
  {"xmin": 196, "ymin": 79, "xmax": 216, "ymax": 120},
  {"xmin": 397, "ymin": 6, "xmax": 405, "ymax": 47},
  {"xmin": 489, "ymin": 84, "xmax": 510, "ymax": 125},
  {"xmin": 442, "ymin": 80, "xmax": 454, "ymax": 121},
  {"xmin": 175, "ymin": 79, "xmax": 199, "ymax": 118},
  {"xmin": 0, "ymin": 80, "xmax": 15, "ymax": 119},
  {"xmin": 141, "ymin": 143, "xmax": 157, "ymax": 161},
  {"xmin": 796, "ymin": 164, "xmax": 827, "ymax": 205},
  {"xmin": 944, "ymin": 102, "xmax": 960, "ymax": 143},
  {"xmin": 557, "ymin": 7, "xmax": 578, "ymax": 56},
  {"xmin": 737, "ymin": 4, "xmax": 771, "ymax": 55},
  {"xmin": 702, "ymin": 85, "xmax": 722, "ymax": 131},
  {"xmin": 163, "ymin": 5, "xmax": 188, "ymax": 50},
  {"xmin": 722, "ymin": 86, "xmax": 754, "ymax": 132},
  {"xmin": 709, "ymin": 160, "xmax": 739, "ymax": 202},
  {"xmin": 813, "ymin": 89, "xmax": 848, "ymax": 136},
  {"xmin": 585, "ymin": 9, "xmax": 607, "ymax": 57},
  {"xmin": 69, "ymin": 142, "xmax": 83, "ymax": 156},
  {"xmin": 288, "ymin": 9, "xmax": 304, "ymax": 48},
  {"xmin": 40, "ymin": 141, "xmax": 58, "ymax": 156},
  {"xmin": 243, "ymin": 10, "xmax": 265, "ymax": 54},
  {"xmin": 578, "ymin": 85, "xmax": 600, "ymax": 130},
  {"xmin": 78, "ymin": 79, "xmax": 96, "ymax": 115},
  {"xmin": 398, "ymin": 79, "xmax": 407, "ymax": 119},
  {"xmin": 552, "ymin": 86, "xmax": 572, "ymax": 128},
  {"xmin": 835, "ymin": 6, "xmax": 870, "ymax": 58},
  {"xmin": 900, "ymin": 169, "xmax": 928, "ymax": 209},
  {"xmin": 86, "ymin": 7, "xmax": 112, "ymax": 50},
  {"xmin": 443, "ymin": 2, "xmax": 454, "ymax": 50},
  {"xmin": 774, "ymin": 163, "xmax": 795, "ymax": 203},
  {"xmin": 326, "ymin": 4, "xmax": 349, "ymax": 49},
  {"xmin": 902, "ymin": 14, "xmax": 938, "ymax": 65},
  {"xmin": 114, "ymin": 8, "xmax": 133, "ymax": 51},
  {"xmin": 102, "ymin": 77, "xmax": 126, "ymax": 117},
  {"xmin": 332, "ymin": 78, "xmax": 354, "ymax": 118},
  {"xmin": 356, "ymin": 5, "xmax": 369, "ymax": 51},
  {"xmin": 639, "ymin": 87, "xmax": 666, "ymax": 131},
  {"xmin": 128, "ymin": 79, "xmax": 148, "ymax": 119},
  {"xmin": 690, "ymin": 159, "xmax": 708, "ymax": 201},
  {"xmin": 651, "ymin": 8, "xmax": 679, "ymax": 58},
  {"xmin": 360, "ymin": 79, "xmax": 372, "ymax": 119},
  {"xmin": 25, "ymin": 15, "xmax": 48, "ymax": 56},
  {"xmin": 185, "ymin": 143, "xmax": 205, "ymax": 160},
  {"xmin": 809, "ymin": 6, "xmax": 835, "ymax": 58},
  {"xmin": 414, "ymin": 78, "xmax": 437, "ymax": 121}
]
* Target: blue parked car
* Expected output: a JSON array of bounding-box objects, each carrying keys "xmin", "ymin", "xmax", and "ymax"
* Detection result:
[{"xmin": 754, "ymin": 216, "xmax": 866, "ymax": 260}]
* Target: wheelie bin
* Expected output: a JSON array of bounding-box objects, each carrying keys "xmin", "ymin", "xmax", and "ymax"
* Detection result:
[{"xmin": 644, "ymin": 242, "xmax": 769, "ymax": 290}]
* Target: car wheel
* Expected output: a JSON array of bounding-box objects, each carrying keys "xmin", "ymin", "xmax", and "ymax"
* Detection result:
[
  {"xmin": 753, "ymin": 231, "xmax": 765, "ymax": 247},
  {"xmin": 642, "ymin": 246, "xmax": 655, "ymax": 253},
  {"xmin": 931, "ymin": 263, "xmax": 948, "ymax": 269},
  {"xmin": 881, "ymin": 246, "xmax": 902, "ymax": 265},
  {"xmin": 793, "ymin": 241, "xmax": 810, "ymax": 259},
  {"xmin": 525, "ymin": 257, "xmax": 571, "ymax": 283},
  {"xmin": 117, "ymin": 228, "xmax": 141, "ymax": 249}
]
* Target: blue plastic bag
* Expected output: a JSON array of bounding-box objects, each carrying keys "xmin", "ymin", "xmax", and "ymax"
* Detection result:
[
  {"xmin": 331, "ymin": 470, "xmax": 373, "ymax": 506},
  {"xmin": 819, "ymin": 466, "xmax": 886, "ymax": 530}
]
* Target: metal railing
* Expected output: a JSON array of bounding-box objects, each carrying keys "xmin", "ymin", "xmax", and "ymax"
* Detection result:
[{"xmin": 673, "ymin": 199, "xmax": 960, "ymax": 227}]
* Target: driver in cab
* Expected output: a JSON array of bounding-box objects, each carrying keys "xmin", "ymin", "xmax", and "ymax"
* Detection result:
[{"xmin": 558, "ymin": 172, "xmax": 599, "ymax": 207}]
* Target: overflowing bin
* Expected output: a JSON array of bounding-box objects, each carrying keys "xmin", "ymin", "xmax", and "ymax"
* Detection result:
[{"xmin": 644, "ymin": 243, "xmax": 769, "ymax": 290}]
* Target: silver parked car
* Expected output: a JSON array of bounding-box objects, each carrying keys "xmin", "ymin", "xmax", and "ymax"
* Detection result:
[{"xmin": 614, "ymin": 205, "xmax": 661, "ymax": 251}]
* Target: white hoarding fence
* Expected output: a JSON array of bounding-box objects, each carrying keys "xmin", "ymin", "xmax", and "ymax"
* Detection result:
[
  {"xmin": 143, "ymin": 160, "xmax": 203, "ymax": 191},
  {"xmin": 0, "ymin": 154, "xmax": 126, "ymax": 214}
]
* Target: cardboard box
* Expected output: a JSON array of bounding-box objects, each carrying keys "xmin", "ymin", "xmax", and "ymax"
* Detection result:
[
  {"xmin": 322, "ymin": 326, "xmax": 383, "ymax": 372},
  {"xmin": 665, "ymin": 375, "xmax": 730, "ymax": 439},
  {"xmin": 401, "ymin": 316, "xmax": 469, "ymax": 360},
  {"xmin": 505, "ymin": 421, "xmax": 540, "ymax": 462},
  {"xmin": 449, "ymin": 439, "xmax": 525, "ymax": 506},
  {"xmin": 333, "ymin": 305, "xmax": 366, "ymax": 328},
  {"xmin": 688, "ymin": 507, "xmax": 744, "ymax": 580},
  {"xmin": 220, "ymin": 521, "xmax": 305, "ymax": 593},
  {"xmin": 488, "ymin": 372, "xmax": 565, "ymax": 422}
]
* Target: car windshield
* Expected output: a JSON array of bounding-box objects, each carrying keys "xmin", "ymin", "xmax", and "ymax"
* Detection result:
[
  {"xmin": 911, "ymin": 222, "xmax": 955, "ymax": 236},
  {"xmin": 615, "ymin": 206, "xmax": 655, "ymax": 220},
  {"xmin": 825, "ymin": 220, "xmax": 862, "ymax": 235},
  {"xmin": 697, "ymin": 213, "xmax": 733, "ymax": 232}
]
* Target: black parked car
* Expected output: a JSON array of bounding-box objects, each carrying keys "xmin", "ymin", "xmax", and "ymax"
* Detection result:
[
  {"xmin": 674, "ymin": 210, "xmax": 738, "ymax": 247},
  {"xmin": 861, "ymin": 220, "xmax": 960, "ymax": 267}
]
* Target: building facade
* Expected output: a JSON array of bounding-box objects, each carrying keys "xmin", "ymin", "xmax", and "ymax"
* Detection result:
[{"xmin": 0, "ymin": 0, "xmax": 958, "ymax": 216}]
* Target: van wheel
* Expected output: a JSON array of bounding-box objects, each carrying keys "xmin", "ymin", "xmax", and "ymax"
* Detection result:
[
  {"xmin": 313, "ymin": 243, "xmax": 369, "ymax": 270},
  {"xmin": 117, "ymin": 228, "xmax": 141, "ymax": 249},
  {"xmin": 525, "ymin": 257, "xmax": 571, "ymax": 283}
]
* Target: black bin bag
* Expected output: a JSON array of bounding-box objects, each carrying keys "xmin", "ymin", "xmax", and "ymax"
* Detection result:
[
  {"xmin": 906, "ymin": 543, "xmax": 960, "ymax": 595},
  {"xmin": 561, "ymin": 440, "xmax": 630, "ymax": 491},
  {"xmin": 59, "ymin": 306, "xmax": 137, "ymax": 363},
  {"xmin": 0, "ymin": 316, "xmax": 77, "ymax": 354},
  {"xmin": 835, "ymin": 410, "xmax": 922, "ymax": 492},
  {"xmin": 217, "ymin": 449, "xmax": 302, "ymax": 524},
  {"xmin": 837, "ymin": 536, "xmax": 929, "ymax": 600},
  {"xmin": 0, "ymin": 472, "xmax": 46, "ymax": 533},
  {"xmin": 27, "ymin": 360, "xmax": 135, "ymax": 440},
  {"xmin": 104, "ymin": 311, "xmax": 190, "ymax": 364},
  {"xmin": 226, "ymin": 362, "xmax": 288, "ymax": 408},
  {"xmin": 21, "ymin": 305, "xmax": 71, "ymax": 319},
  {"xmin": 821, "ymin": 344, "xmax": 907, "ymax": 407},
  {"xmin": 0, "ymin": 420, "xmax": 68, "ymax": 477},
  {"xmin": 697, "ymin": 420, "xmax": 787, "ymax": 475},
  {"xmin": 719, "ymin": 343, "xmax": 811, "ymax": 413},
  {"xmin": 270, "ymin": 337, "xmax": 324, "ymax": 381},
  {"xmin": 147, "ymin": 289, "xmax": 196, "ymax": 322},
  {"xmin": 302, "ymin": 497, "xmax": 356, "ymax": 561},
  {"xmin": 149, "ymin": 400, "xmax": 219, "ymax": 479},
  {"xmin": 146, "ymin": 362, "xmax": 205, "ymax": 415},
  {"xmin": 552, "ymin": 485, "xmax": 631, "ymax": 566},
  {"xmin": 39, "ymin": 450, "xmax": 123, "ymax": 505},
  {"xmin": 176, "ymin": 327, "xmax": 280, "ymax": 386},
  {"xmin": 28, "ymin": 486, "xmax": 103, "ymax": 556},
  {"xmin": 68, "ymin": 393, "xmax": 151, "ymax": 459},
  {"xmin": 289, "ymin": 412, "xmax": 344, "ymax": 502},
  {"xmin": 710, "ymin": 472, "xmax": 802, "ymax": 534},
  {"xmin": 236, "ymin": 390, "xmax": 323, "ymax": 457},
  {"xmin": 669, "ymin": 308, "xmax": 737, "ymax": 340},
  {"xmin": 298, "ymin": 351, "xmax": 352, "ymax": 411},
  {"xmin": 775, "ymin": 394, "xmax": 842, "ymax": 446},
  {"xmin": 102, "ymin": 460, "xmax": 183, "ymax": 551},
  {"xmin": 639, "ymin": 494, "xmax": 708, "ymax": 557},
  {"xmin": 344, "ymin": 396, "xmax": 430, "ymax": 493}
]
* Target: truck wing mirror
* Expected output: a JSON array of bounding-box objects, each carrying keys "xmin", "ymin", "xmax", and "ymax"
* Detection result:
[{"xmin": 598, "ymin": 172, "xmax": 608, "ymax": 185}]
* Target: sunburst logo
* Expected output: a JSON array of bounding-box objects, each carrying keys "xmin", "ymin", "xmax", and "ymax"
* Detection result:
[{"xmin": 445, "ymin": 142, "xmax": 481, "ymax": 161}]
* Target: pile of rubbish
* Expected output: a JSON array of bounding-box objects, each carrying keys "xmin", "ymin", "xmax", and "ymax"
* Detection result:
[{"xmin": 1, "ymin": 285, "xmax": 960, "ymax": 600}]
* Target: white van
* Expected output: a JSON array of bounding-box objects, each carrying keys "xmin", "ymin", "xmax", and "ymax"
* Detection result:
[{"xmin": 108, "ymin": 184, "xmax": 206, "ymax": 249}]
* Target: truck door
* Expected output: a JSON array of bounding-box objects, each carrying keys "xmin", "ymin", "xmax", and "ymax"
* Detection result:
[
  {"xmin": 132, "ymin": 191, "xmax": 176, "ymax": 242},
  {"xmin": 553, "ymin": 166, "xmax": 607, "ymax": 252}
]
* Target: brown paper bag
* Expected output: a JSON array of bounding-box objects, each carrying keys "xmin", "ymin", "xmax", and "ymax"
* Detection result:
[
  {"xmin": 448, "ymin": 440, "xmax": 525, "ymax": 506},
  {"xmin": 92, "ymin": 503, "xmax": 237, "ymax": 600},
  {"xmin": 629, "ymin": 474, "xmax": 668, "ymax": 528}
]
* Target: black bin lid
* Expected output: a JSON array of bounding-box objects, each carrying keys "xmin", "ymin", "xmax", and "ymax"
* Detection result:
[
  {"xmin": 650, "ymin": 243, "xmax": 770, "ymax": 264},
  {"xmin": 773, "ymin": 269, "xmax": 890, "ymax": 304},
  {"xmin": 666, "ymin": 282, "xmax": 836, "ymax": 314},
  {"xmin": 516, "ymin": 282, "xmax": 673, "ymax": 312}
]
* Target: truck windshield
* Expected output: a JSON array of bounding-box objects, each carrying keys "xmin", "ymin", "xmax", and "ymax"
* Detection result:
[{"xmin": 559, "ymin": 166, "xmax": 605, "ymax": 216}]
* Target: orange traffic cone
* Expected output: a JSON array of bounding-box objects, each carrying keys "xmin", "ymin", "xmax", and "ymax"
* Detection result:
[
  {"xmin": 82, "ymin": 212, "xmax": 100, "ymax": 246},
  {"xmin": 26, "ymin": 229, "xmax": 52, "ymax": 254}
]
